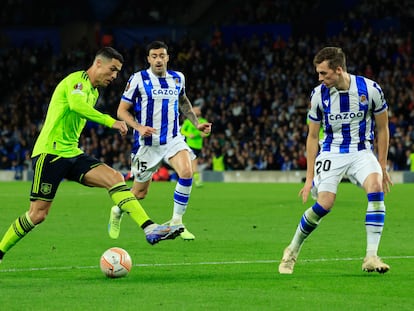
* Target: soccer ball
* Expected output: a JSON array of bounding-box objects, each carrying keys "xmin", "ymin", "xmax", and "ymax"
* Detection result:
[{"xmin": 100, "ymin": 247, "xmax": 132, "ymax": 278}]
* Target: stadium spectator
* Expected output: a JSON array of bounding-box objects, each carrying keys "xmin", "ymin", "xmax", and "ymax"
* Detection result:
[
  {"xmin": 212, "ymin": 147, "xmax": 226, "ymax": 171},
  {"xmin": 279, "ymin": 47, "xmax": 393, "ymax": 275},
  {"xmin": 0, "ymin": 0, "xmax": 413, "ymax": 175},
  {"xmin": 408, "ymin": 145, "xmax": 414, "ymax": 172}
]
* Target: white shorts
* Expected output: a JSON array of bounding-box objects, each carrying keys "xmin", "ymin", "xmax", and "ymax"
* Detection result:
[
  {"xmin": 131, "ymin": 136, "xmax": 195, "ymax": 182},
  {"xmin": 312, "ymin": 150, "xmax": 382, "ymax": 195}
]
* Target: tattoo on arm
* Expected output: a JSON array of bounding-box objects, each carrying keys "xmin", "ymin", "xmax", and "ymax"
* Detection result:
[{"xmin": 179, "ymin": 95, "xmax": 198, "ymax": 126}]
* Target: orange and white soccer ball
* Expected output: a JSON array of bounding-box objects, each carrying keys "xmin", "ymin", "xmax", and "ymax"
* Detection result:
[{"xmin": 100, "ymin": 247, "xmax": 132, "ymax": 278}]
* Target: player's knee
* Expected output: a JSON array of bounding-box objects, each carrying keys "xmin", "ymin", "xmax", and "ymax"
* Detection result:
[
  {"xmin": 114, "ymin": 170, "xmax": 125, "ymax": 182},
  {"xmin": 367, "ymin": 182, "xmax": 383, "ymax": 193},
  {"xmin": 363, "ymin": 175, "xmax": 383, "ymax": 193},
  {"xmin": 28, "ymin": 209, "xmax": 48, "ymax": 225},
  {"xmin": 178, "ymin": 167, "xmax": 193, "ymax": 179},
  {"xmin": 29, "ymin": 200, "xmax": 52, "ymax": 225},
  {"xmin": 106, "ymin": 170, "xmax": 126, "ymax": 187},
  {"xmin": 34, "ymin": 215, "xmax": 47, "ymax": 225},
  {"xmin": 317, "ymin": 192, "xmax": 335, "ymax": 210},
  {"xmin": 364, "ymin": 179, "xmax": 384, "ymax": 193},
  {"xmin": 131, "ymin": 188, "xmax": 147, "ymax": 200}
]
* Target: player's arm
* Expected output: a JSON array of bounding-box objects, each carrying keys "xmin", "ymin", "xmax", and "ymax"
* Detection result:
[
  {"xmin": 200, "ymin": 117, "xmax": 212, "ymax": 138},
  {"xmin": 305, "ymin": 121, "xmax": 320, "ymax": 179},
  {"xmin": 179, "ymin": 94, "xmax": 198, "ymax": 125},
  {"xmin": 375, "ymin": 110, "xmax": 393, "ymax": 192},
  {"xmin": 68, "ymin": 87, "xmax": 116, "ymax": 128},
  {"xmin": 179, "ymin": 94, "xmax": 212, "ymax": 134},
  {"xmin": 299, "ymin": 120, "xmax": 320, "ymax": 203},
  {"xmin": 68, "ymin": 94, "xmax": 128, "ymax": 136},
  {"xmin": 117, "ymin": 100, "xmax": 156, "ymax": 137}
]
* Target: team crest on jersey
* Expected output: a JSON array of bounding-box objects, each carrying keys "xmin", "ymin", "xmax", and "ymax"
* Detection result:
[
  {"xmin": 40, "ymin": 183, "xmax": 52, "ymax": 195},
  {"xmin": 175, "ymin": 78, "xmax": 181, "ymax": 86},
  {"xmin": 74, "ymin": 82, "xmax": 83, "ymax": 90},
  {"xmin": 359, "ymin": 95, "xmax": 368, "ymax": 105}
]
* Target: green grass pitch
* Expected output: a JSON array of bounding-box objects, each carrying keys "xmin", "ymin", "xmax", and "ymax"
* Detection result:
[{"xmin": 0, "ymin": 181, "xmax": 413, "ymax": 310}]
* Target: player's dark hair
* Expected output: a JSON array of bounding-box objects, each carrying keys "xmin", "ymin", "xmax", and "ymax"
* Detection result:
[
  {"xmin": 96, "ymin": 46, "xmax": 124, "ymax": 63},
  {"xmin": 146, "ymin": 41, "xmax": 169, "ymax": 55},
  {"xmin": 313, "ymin": 47, "xmax": 347, "ymax": 71}
]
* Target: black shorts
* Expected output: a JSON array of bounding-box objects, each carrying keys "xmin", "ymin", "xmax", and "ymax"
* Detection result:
[
  {"xmin": 30, "ymin": 153, "xmax": 102, "ymax": 202},
  {"xmin": 191, "ymin": 147, "xmax": 202, "ymax": 158}
]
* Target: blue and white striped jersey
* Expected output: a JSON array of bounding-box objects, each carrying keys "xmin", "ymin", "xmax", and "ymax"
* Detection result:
[
  {"xmin": 121, "ymin": 69, "xmax": 186, "ymax": 152},
  {"xmin": 308, "ymin": 74, "xmax": 388, "ymax": 154}
]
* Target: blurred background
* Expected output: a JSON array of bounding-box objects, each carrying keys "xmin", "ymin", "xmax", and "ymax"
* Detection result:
[{"xmin": 1, "ymin": 0, "xmax": 413, "ymax": 181}]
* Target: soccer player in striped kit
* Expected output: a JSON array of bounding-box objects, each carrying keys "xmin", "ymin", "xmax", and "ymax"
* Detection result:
[
  {"xmin": 279, "ymin": 47, "xmax": 393, "ymax": 274},
  {"xmin": 108, "ymin": 41, "xmax": 212, "ymax": 241}
]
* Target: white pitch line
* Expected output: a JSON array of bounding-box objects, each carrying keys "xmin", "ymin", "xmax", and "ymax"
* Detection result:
[{"xmin": 0, "ymin": 255, "xmax": 413, "ymax": 273}]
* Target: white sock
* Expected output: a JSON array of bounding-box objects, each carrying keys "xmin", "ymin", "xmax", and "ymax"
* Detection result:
[
  {"xmin": 365, "ymin": 192, "xmax": 386, "ymax": 257},
  {"xmin": 171, "ymin": 178, "xmax": 193, "ymax": 224},
  {"xmin": 289, "ymin": 203, "xmax": 329, "ymax": 253}
]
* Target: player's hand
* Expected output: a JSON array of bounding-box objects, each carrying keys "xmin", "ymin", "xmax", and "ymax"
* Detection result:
[
  {"xmin": 137, "ymin": 124, "xmax": 157, "ymax": 137},
  {"xmin": 299, "ymin": 179, "xmax": 313, "ymax": 204},
  {"xmin": 382, "ymin": 169, "xmax": 393, "ymax": 193},
  {"xmin": 113, "ymin": 120, "xmax": 128, "ymax": 136},
  {"xmin": 197, "ymin": 122, "xmax": 212, "ymax": 134}
]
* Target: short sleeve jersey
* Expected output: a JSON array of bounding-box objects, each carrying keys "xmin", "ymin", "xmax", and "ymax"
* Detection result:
[
  {"xmin": 308, "ymin": 74, "xmax": 388, "ymax": 154},
  {"xmin": 121, "ymin": 69, "xmax": 185, "ymax": 153}
]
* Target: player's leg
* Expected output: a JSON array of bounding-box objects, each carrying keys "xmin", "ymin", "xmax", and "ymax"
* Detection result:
[
  {"xmin": 191, "ymin": 148, "xmax": 202, "ymax": 187},
  {"xmin": 279, "ymin": 193, "xmax": 333, "ymax": 274},
  {"xmin": 128, "ymin": 177, "xmax": 185, "ymax": 244},
  {"xmin": 112, "ymin": 147, "xmax": 157, "ymax": 239},
  {"xmin": 0, "ymin": 153, "xmax": 61, "ymax": 262},
  {"xmin": 348, "ymin": 152, "xmax": 389, "ymax": 273},
  {"xmin": 84, "ymin": 161, "xmax": 183, "ymax": 245},
  {"xmin": 111, "ymin": 149, "xmax": 152, "ymax": 239},
  {"xmin": 168, "ymin": 149, "xmax": 195, "ymax": 240},
  {"xmin": 108, "ymin": 180, "xmax": 183, "ymax": 244},
  {"xmin": 84, "ymin": 164, "xmax": 149, "ymax": 233},
  {"xmin": 0, "ymin": 201, "xmax": 53, "ymax": 262},
  {"xmin": 192, "ymin": 158, "xmax": 202, "ymax": 187},
  {"xmin": 130, "ymin": 179, "xmax": 151, "ymax": 200},
  {"xmin": 81, "ymin": 156, "xmax": 151, "ymax": 237},
  {"xmin": 279, "ymin": 154, "xmax": 341, "ymax": 274},
  {"xmin": 361, "ymin": 171, "xmax": 389, "ymax": 273}
]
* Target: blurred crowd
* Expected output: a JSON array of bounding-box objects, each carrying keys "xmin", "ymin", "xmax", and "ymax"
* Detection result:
[{"xmin": 1, "ymin": 0, "xmax": 413, "ymax": 179}]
